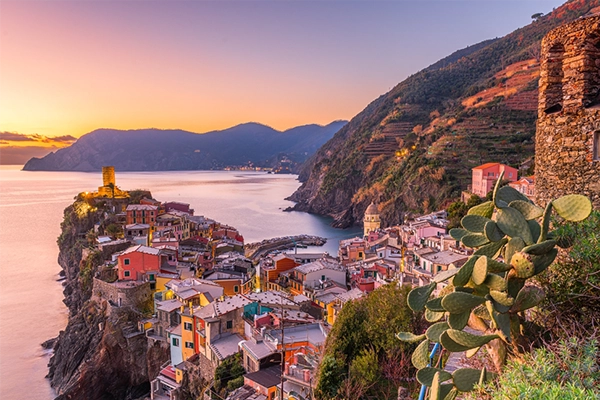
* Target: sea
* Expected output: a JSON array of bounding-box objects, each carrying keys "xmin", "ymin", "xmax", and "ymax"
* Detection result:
[{"xmin": 0, "ymin": 166, "xmax": 361, "ymax": 399}]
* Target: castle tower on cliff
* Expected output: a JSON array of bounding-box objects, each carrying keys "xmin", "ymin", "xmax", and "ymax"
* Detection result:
[
  {"xmin": 363, "ymin": 202, "xmax": 380, "ymax": 237},
  {"xmin": 102, "ymin": 166, "xmax": 116, "ymax": 188},
  {"xmin": 97, "ymin": 166, "xmax": 128, "ymax": 198},
  {"xmin": 535, "ymin": 14, "xmax": 600, "ymax": 208}
]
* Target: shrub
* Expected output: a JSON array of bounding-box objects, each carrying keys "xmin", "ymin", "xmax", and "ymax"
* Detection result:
[{"xmin": 466, "ymin": 338, "xmax": 600, "ymax": 400}]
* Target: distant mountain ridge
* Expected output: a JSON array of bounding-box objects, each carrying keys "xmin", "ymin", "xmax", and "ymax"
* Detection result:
[
  {"xmin": 289, "ymin": 0, "xmax": 600, "ymax": 228},
  {"xmin": 22, "ymin": 121, "xmax": 346, "ymax": 171}
]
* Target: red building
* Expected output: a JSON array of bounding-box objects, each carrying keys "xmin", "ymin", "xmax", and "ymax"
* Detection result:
[
  {"xmin": 117, "ymin": 245, "xmax": 168, "ymax": 281},
  {"xmin": 471, "ymin": 163, "xmax": 518, "ymax": 197}
]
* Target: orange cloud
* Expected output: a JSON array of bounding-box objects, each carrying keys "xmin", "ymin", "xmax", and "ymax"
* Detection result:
[{"xmin": 0, "ymin": 131, "xmax": 76, "ymax": 146}]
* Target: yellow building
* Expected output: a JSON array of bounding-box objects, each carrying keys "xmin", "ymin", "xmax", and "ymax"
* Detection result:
[
  {"xmin": 180, "ymin": 306, "xmax": 196, "ymax": 361},
  {"xmin": 363, "ymin": 202, "xmax": 380, "ymax": 237}
]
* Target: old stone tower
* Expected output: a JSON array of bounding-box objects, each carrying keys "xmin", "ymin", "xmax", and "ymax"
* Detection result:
[
  {"xmin": 363, "ymin": 202, "xmax": 380, "ymax": 237},
  {"xmin": 536, "ymin": 14, "xmax": 600, "ymax": 208}
]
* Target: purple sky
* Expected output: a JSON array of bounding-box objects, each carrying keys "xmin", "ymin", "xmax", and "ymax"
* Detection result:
[{"xmin": 1, "ymin": 0, "xmax": 565, "ymax": 144}]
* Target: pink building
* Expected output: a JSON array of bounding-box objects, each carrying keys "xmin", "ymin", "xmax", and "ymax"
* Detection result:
[
  {"xmin": 509, "ymin": 176, "xmax": 535, "ymax": 200},
  {"xmin": 471, "ymin": 163, "xmax": 518, "ymax": 197}
]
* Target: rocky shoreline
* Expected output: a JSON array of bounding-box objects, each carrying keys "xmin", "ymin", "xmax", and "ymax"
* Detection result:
[{"xmin": 244, "ymin": 234, "xmax": 327, "ymax": 260}]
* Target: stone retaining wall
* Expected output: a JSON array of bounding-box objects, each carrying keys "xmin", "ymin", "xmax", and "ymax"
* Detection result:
[{"xmin": 92, "ymin": 278, "xmax": 152, "ymax": 310}]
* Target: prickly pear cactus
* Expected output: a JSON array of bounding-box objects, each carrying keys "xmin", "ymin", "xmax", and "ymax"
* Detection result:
[{"xmin": 397, "ymin": 172, "xmax": 593, "ymax": 399}]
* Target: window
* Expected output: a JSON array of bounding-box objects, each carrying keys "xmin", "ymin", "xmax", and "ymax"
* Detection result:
[
  {"xmin": 544, "ymin": 43, "xmax": 565, "ymax": 114},
  {"xmin": 226, "ymin": 320, "xmax": 233, "ymax": 329},
  {"xmin": 234, "ymin": 285, "xmax": 239, "ymax": 293},
  {"xmin": 185, "ymin": 341, "xmax": 194, "ymax": 349},
  {"xmin": 172, "ymin": 337, "xmax": 179, "ymax": 346},
  {"xmin": 124, "ymin": 270, "xmax": 130, "ymax": 277},
  {"xmin": 149, "ymin": 274, "xmax": 155, "ymax": 281},
  {"xmin": 595, "ymin": 131, "xmax": 600, "ymax": 161},
  {"xmin": 184, "ymin": 322, "xmax": 193, "ymax": 331},
  {"xmin": 124, "ymin": 259, "xmax": 130, "ymax": 265},
  {"xmin": 321, "ymin": 275, "xmax": 326, "ymax": 281}
]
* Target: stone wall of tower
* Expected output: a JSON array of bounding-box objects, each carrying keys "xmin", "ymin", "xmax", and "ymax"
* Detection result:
[
  {"xmin": 535, "ymin": 15, "xmax": 600, "ymax": 208},
  {"xmin": 102, "ymin": 166, "xmax": 116, "ymax": 187}
]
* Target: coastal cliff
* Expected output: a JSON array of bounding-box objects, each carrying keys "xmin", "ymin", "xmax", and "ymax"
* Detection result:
[
  {"xmin": 47, "ymin": 196, "xmax": 169, "ymax": 400},
  {"xmin": 289, "ymin": 0, "xmax": 600, "ymax": 228}
]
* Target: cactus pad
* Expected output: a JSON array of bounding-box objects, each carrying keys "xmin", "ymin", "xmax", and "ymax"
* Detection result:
[
  {"xmin": 441, "ymin": 292, "xmax": 486, "ymax": 314},
  {"xmin": 440, "ymin": 331, "xmax": 471, "ymax": 352},
  {"xmin": 473, "ymin": 238, "xmax": 508, "ymax": 258},
  {"xmin": 417, "ymin": 367, "xmax": 452, "ymax": 387},
  {"xmin": 528, "ymin": 219, "xmax": 541, "ymax": 243},
  {"xmin": 425, "ymin": 308, "xmax": 445, "ymax": 322},
  {"xmin": 489, "ymin": 290, "xmax": 514, "ymax": 307},
  {"xmin": 509, "ymin": 200, "xmax": 543, "ymax": 220},
  {"xmin": 497, "ymin": 185, "xmax": 530, "ymax": 205},
  {"xmin": 484, "ymin": 220, "xmax": 505, "ymax": 242},
  {"xmin": 532, "ymin": 248, "xmax": 558, "ymax": 275},
  {"xmin": 453, "ymin": 368, "xmax": 496, "ymax": 392},
  {"xmin": 552, "ymin": 194, "xmax": 593, "ymax": 222},
  {"xmin": 426, "ymin": 297, "xmax": 446, "ymax": 312},
  {"xmin": 461, "ymin": 215, "xmax": 491, "ymax": 233},
  {"xmin": 484, "ymin": 274, "xmax": 507, "ymax": 291},
  {"xmin": 453, "ymin": 256, "xmax": 479, "ymax": 287},
  {"xmin": 446, "ymin": 329, "xmax": 499, "ymax": 349},
  {"xmin": 396, "ymin": 331, "xmax": 426, "ymax": 343},
  {"xmin": 467, "ymin": 200, "xmax": 494, "ymax": 218},
  {"xmin": 412, "ymin": 339, "xmax": 430, "ymax": 369},
  {"xmin": 426, "ymin": 322, "xmax": 450, "ymax": 342},
  {"xmin": 472, "ymin": 257, "xmax": 488, "ymax": 285},
  {"xmin": 511, "ymin": 285, "xmax": 545, "ymax": 312},
  {"xmin": 461, "ymin": 233, "xmax": 490, "ymax": 248},
  {"xmin": 496, "ymin": 207, "xmax": 533, "ymax": 245},
  {"xmin": 522, "ymin": 239, "xmax": 556, "ymax": 255},
  {"xmin": 449, "ymin": 228, "xmax": 469, "ymax": 241},
  {"xmin": 539, "ymin": 202, "xmax": 553, "ymax": 243},
  {"xmin": 448, "ymin": 311, "xmax": 470, "ymax": 330},
  {"xmin": 407, "ymin": 282, "xmax": 436, "ymax": 312}
]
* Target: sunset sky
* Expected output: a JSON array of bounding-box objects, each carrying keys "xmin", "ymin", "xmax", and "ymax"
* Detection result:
[{"xmin": 1, "ymin": 0, "xmax": 564, "ymax": 162}]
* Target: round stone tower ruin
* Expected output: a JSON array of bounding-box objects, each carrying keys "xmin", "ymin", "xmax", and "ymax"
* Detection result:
[{"xmin": 536, "ymin": 14, "xmax": 600, "ymax": 208}]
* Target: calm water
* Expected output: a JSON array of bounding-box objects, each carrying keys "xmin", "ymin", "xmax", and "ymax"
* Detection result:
[{"xmin": 0, "ymin": 166, "xmax": 360, "ymax": 399}]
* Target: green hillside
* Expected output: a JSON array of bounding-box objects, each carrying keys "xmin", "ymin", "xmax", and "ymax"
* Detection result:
[{"xmin": 289, "ymin": 0, "xmax": 600, "ymax": 228}]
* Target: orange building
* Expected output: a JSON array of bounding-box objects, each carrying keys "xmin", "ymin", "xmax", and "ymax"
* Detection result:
[
  {"xmin": 202, "ymin": 270, "xmax": 253, "ymax": 295},
  {"xmin": 260, "ymin": 254, "xmax": 299, "ymax": 291},
  {"xmin": 471, "ymin": 163, "xmax": 518, "ymax": 197}
]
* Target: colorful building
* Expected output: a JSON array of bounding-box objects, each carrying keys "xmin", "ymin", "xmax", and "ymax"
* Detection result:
[
  {"xmin": 117, "ymin": 245, "xmax": 168, "ymax": 282},
  {"xmin": 509, "ymin": 176, "xmax": 535, "ymax": 200},
  {"xmin": 471, "ymin": 162, "xmax": 518, "ymax": 197},
  {"xmin": 363, "ymin": 202, "xmax": 381, "ymax": 237}
]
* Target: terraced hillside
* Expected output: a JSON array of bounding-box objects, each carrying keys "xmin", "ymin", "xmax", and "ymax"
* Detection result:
[{"xmin": 289, "ymin": 0, "xmax": 600, "ymax": 228}]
